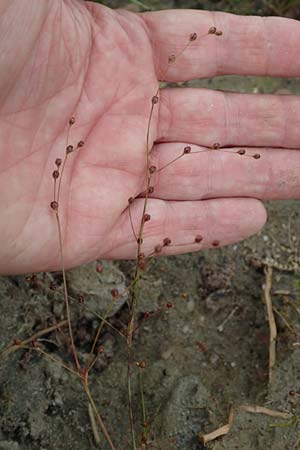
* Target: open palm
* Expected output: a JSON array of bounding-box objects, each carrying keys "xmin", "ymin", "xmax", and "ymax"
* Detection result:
[{"xmin": 1, "ymin": 0, "xmax": 300, "ymax": 275}]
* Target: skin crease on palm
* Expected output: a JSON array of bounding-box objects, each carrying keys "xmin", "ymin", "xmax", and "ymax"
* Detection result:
[{"xmin": 1, "ymin": 0, "xmax": 300, "ymax": 275}]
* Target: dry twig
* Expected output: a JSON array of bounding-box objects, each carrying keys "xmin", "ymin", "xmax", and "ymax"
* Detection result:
[{"xmin": 263, "ymin": 266, "xmax": 277, "ymax": 383}]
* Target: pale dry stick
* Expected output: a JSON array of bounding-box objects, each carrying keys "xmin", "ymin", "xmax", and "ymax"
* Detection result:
[
  {"xmin": 199, "ymin": 405, "xmax": 293, "ymax": 445},
  {"xmin": 217, "ymin": 305, "xmax": 239, "ymax": 333},
  {"xmin": 240, "ymin": 404, "xmax": 292, "ymax": 420},
  {"xmin": 263, "ymin": 265, "xmax": 277, "ymax": 383},
  {"xmin": 199, "ymin": 406, "xmax": 234, "ymax": 445}
]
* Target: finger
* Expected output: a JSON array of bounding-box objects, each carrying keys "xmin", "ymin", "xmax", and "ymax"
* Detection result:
[
  {"xmin": 158, "ymin": 88, "xmax": 300, "ymax": 149},
  {"xmin": 148, "ymin": 143, "xmax": 300, "ymax": 201},
  {"xmin": 104, "ymin": 197, "xmax": 266, "ymax": 259},
  {"xmin": 142, "ymin": 10, "xmax": 300, "ymax": 80}
]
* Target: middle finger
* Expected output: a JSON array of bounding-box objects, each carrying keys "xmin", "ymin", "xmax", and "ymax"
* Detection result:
[{"xmin": 158, "ymin": 88, "xmax": 300, "ymax": 149}]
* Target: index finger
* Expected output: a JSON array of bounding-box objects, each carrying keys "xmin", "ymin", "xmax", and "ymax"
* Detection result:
[{"xmin": 142, "ymin": 10, "xmax": 300, "ymax": 81}]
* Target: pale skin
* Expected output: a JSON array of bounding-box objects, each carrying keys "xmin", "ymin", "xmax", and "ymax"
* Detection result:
[{"xmin": 1, "ymin": 0, "xmax": 300, "ymax": 275}]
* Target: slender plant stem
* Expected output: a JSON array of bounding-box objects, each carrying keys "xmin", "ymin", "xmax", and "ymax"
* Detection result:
[
  {"xmin": 55, "ymin": 211, "xmax": 80, "ymax": 370},
  {"xmin": 84, "ymin": 381, "xmax": 117, "ymax": 450}
]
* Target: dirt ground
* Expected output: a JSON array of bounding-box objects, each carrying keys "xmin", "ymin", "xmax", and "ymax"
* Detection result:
[{"xmin": 1, "ymin": 1, "xmax": 300, "ymax": 450}]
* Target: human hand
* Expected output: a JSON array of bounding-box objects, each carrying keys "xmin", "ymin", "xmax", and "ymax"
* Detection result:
[{"xmin": 1, "ymin": 0, "xmax": 300, "ymax": 275}]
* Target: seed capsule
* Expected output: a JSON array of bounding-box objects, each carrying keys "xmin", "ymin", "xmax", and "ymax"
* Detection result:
[
  {"xmin": 215, "ymin": 30, "xmax": 223, "ymax": 36},
  {"xmin": 66, "ymin": 145, "xmax": 74, "ymax": 154},
  {"xmin": 143, "ymin": 214, "xmax": 151, "ymax": 223},
  {"xmin": 168, "ymin": 54, "xmax": 176, "ymax": 64},
  {"xmin": 208, "ymin": 26, "xmax": 217, "ymax": 34},
  {"xmin": 52, "ymin": 170, "xmax": 59, "ymax": 179},
  {"xmin": 149, "ymin": 165, "xmax": 157, "ymax": 174},
  {"xmin": 111, "ymin": 288, "xmax": 119, "ymax": 298},
  {"xmin": 195, "ymin": 235, "xmax": 203, "ymax": 243},
  {"xmin": 50, "ymin": 201, "xmax": 58, "ymax": 210},
  {"xmin": 212, "ymin": 142, "xmax": 221, "ymax": 150},
  {"xmin": 69, "ymin": 117, "xmax": 75, "ymax": 125},
  {"xmin": 77, "ymin": 140, "xmax": 84, "ymax": 148},
  {"xmin": 237, "ymin": 149, "xmax": 246, "ymax": 155},
  {"xmin": 253, "ymin": 153, "xmax": 261, "ymax": 159},
  {"xmin": 183, "ymin": 146, "xmax": 192, "ymax": 154},
  {"xmin": 212, "ymin": 240, "xmax": 220, "ymax": 247},
  {"xmin": 152, "ymin": 96, "xmax": 159, "ymax": 105},
  {"xmin": 163, "ymin": 237, "xmax": 171, "ymax": 246},
  {"xmin": 55, "ymin": 158, "xmax": 62, "ymax": 167},
  {"xmin": 189, "ymin": 32, "xmax": 197, "ymax": 41}
]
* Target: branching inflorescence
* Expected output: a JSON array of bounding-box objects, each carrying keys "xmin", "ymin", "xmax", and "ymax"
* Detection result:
[
  {"xmin": 48, "ymin": 24, "xmax": 262, "ymax": 450},
  {"xmin": 2, "ymin": 24, "xmax": 262, "ymax": 450}
]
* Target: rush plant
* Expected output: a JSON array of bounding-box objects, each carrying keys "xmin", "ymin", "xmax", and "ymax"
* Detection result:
[{"xmin": 0, "ymin": 23, "xmax": 261, "ymax": 450}]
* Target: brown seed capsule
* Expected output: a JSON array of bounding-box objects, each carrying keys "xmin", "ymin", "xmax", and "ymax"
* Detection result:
[
  {"xmin": 138, "ymin": 259, "xmax": 146, "ymax": 271},
  {"xmin": 149, "ymin": 165, "xmax": 157, "ymax": 174},
  {"xmin": 98, "ymin": 346, "xmax": 104, "ymax": 354},
  {"xmin": 208, "ymin": 26, "xmax": 217, "ymax": 34},
  {"xmin": 183, "ymin": 146, "xmax": 192, "ymax": 154},
  {"xmin": 212, "ymin": 240, "xmax": 220, "ymax": 247},
  {"xmin": 52, "ymin": 170, "xmax": 59, "ymax": 179},
  {"xmin": 143, "ymin": 213, "xmax": 151, "ymax": 223},
  {"xmin": 50, "ymin": 201, "xmax": 58, "ymax": 210},
  {"xmin": 78, "ymin": 295, "xmax": 85, "ymax": 304},
  {"xmin": 66, "ymin": 145, "xmax": 74, "ymax": 154},
  {"xmin": 55, "ymin": 158, "xmax": 62, "ymax": 167},
  {"xmin": 111, "ymin": 288, "xmax": 119, "ymax": 298},
  {"xmin": 128, "ymin": 197, "xmax": 134, "ymax": 204},
  {"xmin": 289, "ymin": 390, "xmax": 295, "ymax": 396},
  {"xmin": 152, "ymin": 96, "xmax": 159, "ymax": 105},
  {"xmin": 195, "ymin": 234, "xmax": 203, "ymax": 243},
  {"xmin": 148, "ymin": 186, "xmax": 154, "ymax": 194},
  {"xmin": 212, "ymin": 142, "xmax": 221, "ymax": 150},
  {"xmin": 137, "ymin": 238, "xmax": 143, "ymax": 244},
  {"xmin": 144, "ymin": 311, "xmax": 150, "ymax": 319},
  {"xmin": 168, "ymin": 54, "xmax": 176, "ymax": 64},
  {"xmin": 96, "ymin": 263, "xmax": 104, "ymax": 273},
  {"xmin": 253, "ymin": 153, "xmax": 261, "ymax": 159},
  {"xmin": 215, "ymin": 30, "xmax": 223, "ymax": 36},
  {"xmin": 69, "ymin": 117, "xmax": 75, "ymax": 125},
  {"xmin": 189, "ymin": 32, "xmax": 197, "ymax": 41},
  {"xmin": 237, "ymin": 149, "xmax": 246, "ymax": 155},
  {"xmin": 31, "ymin": 339, "xmax": 39, "ymax": 348},
  {"xmin": 77, "ymin": 140, "xmax": 84, "ymax": 148},
  {"xmin": 166, "ymin": 302, "xmax": 173, "ymax": 309},
  {"xmin": 163, "ymin": 237, "xmax": 171, "ymax": 246},
  {"xmin": 138, "ymin": 361, "xmax": 146, "ymax": 369},
  {"xmin": 154, "ymin": 244, "xmax": 163, "ymax": 253},
  {"xmin": 13, "ymin": 338, "xmax": 22, "ymax": 346},
  {"xmin": 49, "ymin": 282, "xmax": 57, "ymax": 290}
]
